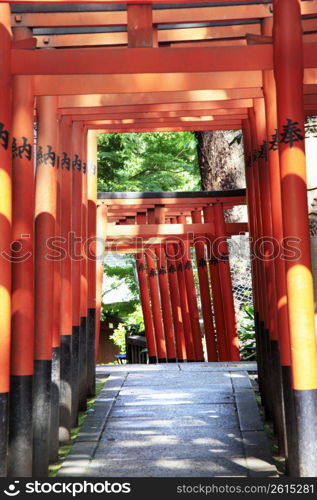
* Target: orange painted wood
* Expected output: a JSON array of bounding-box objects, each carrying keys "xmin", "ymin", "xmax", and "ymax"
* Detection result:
[
  {"xmin": 191, "ymin": 210, "xmax": 218, "ymax": 362},
  {"xmin": 177, "ymin": 217, "xmax": 204, "ymax": 362},
  {"xmin": 11, "ymin": 71, "xmax": 34, "ymax": 375},
  {"xmin": 274, "ymin": 0, "xmax": 317, "ymax": 391},
  {"xmin": 95, "ymin": 205, "xmax": 107, "ymax": 361},
  {"xmin": 59, "ymin": 116, "xmax": 73, "ymax": 336},
  {"xmin": 0, "ymin": 4, "xmax": 11, "ymax": 393},
  {"xmin": 71, "ymin": 121, "xmax": 83, "ymax": 328},
  {"xmin": 128, "ymin": 4, "xmax": 152, "ymax": 48},
  {"xmin": 165, "ymin": 243, "xmax": 187, "ymax": 362},
  {"xmin": 34, "ymin": 96, "xmax": 58, "ymax": 360},
  {"xmin": 59, "ymin": 100, "xmax": 253, "ymax": 115},
  {"xmin": 32, "ymin": 72, "xmax": 262, "ymax": 96},
  {"xmin": 59, "ymin": 89, "xmax": 263, "ymax": 108},
  {"xmin": 12, "ymin": 46, "xmax": 271, "ymax": 75},
  {"xmin": 262, "ymin": 28, "xmax": 291, "ymax": 366},
  {"xmin": 69, "ymin": 111, "xmax": 248, "ymax": 121},
  {"xmin": 80, "ymin": 128, "xmax": 88, "ymax": 319},
  {"xmin": 87, "ymin": 130, "xmax": 98, "ymax": 311}
]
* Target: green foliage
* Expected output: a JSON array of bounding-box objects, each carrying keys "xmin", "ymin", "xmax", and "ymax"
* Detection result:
[
  {"xmin": 101, "ymin": 299, "xmax": 139, "ymax": 321},
  {"xmin": 104, "ymin": 256, "xmax": 139, "ymax": 300},
  {"xmin": 110, "ymin": 303, "xmax": 145, "ymax": 354},
  {"xmin": 97, "ymin": 132, "xmax": 201, "ymax": 192},
  {"xmin": 238, "ymin": 304, "xmax": 256, "ymax": 361}
]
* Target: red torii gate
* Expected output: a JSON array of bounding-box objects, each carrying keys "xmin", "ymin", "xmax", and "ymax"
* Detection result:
[{"xmin": 0, "ymin": 0, "xmax": 316, "ymax": 480}]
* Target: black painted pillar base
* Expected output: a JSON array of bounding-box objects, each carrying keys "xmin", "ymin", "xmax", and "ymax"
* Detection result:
[
  {"xmin": 59, "ymin": 335, "xmax": 72, "ymax": 445},
  {"xmin": 270, "ymin": 340, "xmax": 287, "ymax": 457},
  {"xmin": 32, "ymin": 360, "xmax": 52, "ymax": 477},
  {"xmin": 148, "ymin": 356, "xmax": 157, "ymax": 364},
  {"xmin": 293, "ymin": 388, "xmax": 317, "ymax": 477},
  {"xmin": 0, "ymin": 392, "xmax": 8, "ymax": 477},
  {"xmin": 158, "ymin": 358, "xmax": 167, "ymax": 363},
  {"xmin": 282, "ymin": 365, "xmax": 298, "ymax": 477},
  {"xmin": 78, "ymin": 316, "xmax": 88, "ymax": 412},
  {"xmin": 71, "ymin": 326, "xmax": 79, "ymax": 428},
  {"xmin": 49, "ymin": 347, "xmax": 60, "ymax": 464},
  {"xmin": 8, "ymin": 375, "xmax": 33, "ymax": 477},
  {"xmin": 167, "ymin": 358, "xmax": 177, "ymax": 363},
  {"xmin": 261, "ymin": 326, "xmax": 274, "ymax": 421},
  {"xmin": 87, "ymin": 308, "xmax": 96, "ymax": 398}
]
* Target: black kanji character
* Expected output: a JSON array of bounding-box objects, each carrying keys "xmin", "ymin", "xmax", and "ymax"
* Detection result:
[
  {"xmin": 43, "ymin": 145, "xmax": 56, "ymax": 167},
  {"xmin": 219, "ymin": 253, "xmax": 229, "ymax": 262},
  {"xmin": 252, "ymin": 150, "xmax": 258, "ymax": 164},
  {"xmin": 159, "ymin": 267, "xmax": 167, "ymax": 275},
  {"xmin": 12, "ymin": 138, "xmax": 18, "ymax": 158},
  {"xmin": 269, "ymin": 129, "xmax": 279, "ymax": 151},
  {"xmin": 168, "ymin": 264, "xmax": 176, "ymax": 274},
  {"xmin": 258, "ymin": 140, "xmax": 268, "ymax": 162},
  {"xmin": 149, "ymin": 268, "xmax": 156, "ymax": 277},
  {"xmin": 198, "ymin": 258, "xmax": 207, "ymax": 268},
  {"xmin": 177, "ymin": 263, "xmax": 183, "ymax": 272},
  {"xmin": 19, "ymin": 137, "xmax": 32, "ymax": 160},
  {"xmin": 82, "ymin": 162, "xmax": 87, "ymax": 174},
  {"xmin": 184, "ymin": 260, "xmax": 192, "ymax": 270},
  {"xmin": 138, "ymin": 263, "xmax": 145, "ymax": 272},
  {"xmin": 246, "ymin": 155, "xmax": 252, "ymax": 168},
  {"xmin": 61, "ymin": 152, "xmax": 71, "ymax": 171},
  {"xmin": 210, "ymin": 256, "xmax": 218, "ymax": 265},
  {"xmin": 0, "ymin": 123, "xmax": 9, "ymax": 150},
  {"xmin": 36, "ymin": 146, "xmax": 44, "ymax": 167},
  {"xmin": 72, "ymin": 154, "xmax": 82, "ymax": 172},
  {"xmin": 280, "ymin": 119, "xmax": 304, "ymax": 148}
]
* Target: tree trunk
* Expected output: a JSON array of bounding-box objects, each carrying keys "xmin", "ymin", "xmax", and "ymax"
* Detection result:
[{"xmin": 195, "ymin": 130, "xmax": 245, "ymax": 221}]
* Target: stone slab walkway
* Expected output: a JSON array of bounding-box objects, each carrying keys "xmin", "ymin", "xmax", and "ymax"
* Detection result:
[{"xmin": 58, "ymin": 362, "xmax": 277, "ymax": 478}]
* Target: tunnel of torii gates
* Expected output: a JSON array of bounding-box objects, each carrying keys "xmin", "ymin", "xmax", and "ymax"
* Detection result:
[{"xmin": 2, "ymin": 0, "xmax": 317, "ymax": 481}]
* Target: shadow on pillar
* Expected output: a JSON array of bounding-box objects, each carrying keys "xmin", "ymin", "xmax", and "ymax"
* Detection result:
[
  {"xmin": 59, "ymin": 335, "xmax": 72, "ymax": 444},
  {"xmin": 87, "ymin": 308, "xmax": 96, "ymax": 398},
  {"xmin": 8, "ymin": 376, "xmax": 33, "ymax": 476}
]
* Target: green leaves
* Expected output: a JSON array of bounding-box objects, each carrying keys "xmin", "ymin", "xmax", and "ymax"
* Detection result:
[
  {"xmin": 238, "ymin": 304, "xmax": 256, "ymax": 361},
  {"xmin": 97, "ymin": 131, "xmax": 201, "ymax": 192}
]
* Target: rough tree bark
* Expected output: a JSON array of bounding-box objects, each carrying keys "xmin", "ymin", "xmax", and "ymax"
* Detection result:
[{"xmin": 195, "ymin": 130, "xmax": 245, "ymax": 192}]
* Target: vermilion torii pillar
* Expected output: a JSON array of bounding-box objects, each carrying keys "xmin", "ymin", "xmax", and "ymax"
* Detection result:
[
  {"xmin": 135, "ymin": 251, "xmax": 157, "ymax": 364},
  {"xmin": 203, "ymin": 206, "xmax": 229, "ymax": 361},
  {"xmin": 79, "ymin": 127, "xmax": 88, "ymax": 411},
  {"xmin": 213, "ymin": 204, "xmax": 240, "ymax": 361},
  {"xmin": 0, "ymin": 3, "xmax": 11, "ymax": 478},
  {"xmin": 33, "ymin": 95, "xmax": 58, "ymax": 477},
  {"xmin": 71, "ymin": 121, "xmax": 83, "ymax": 426},
  {"xmin": 135, "ymin": 212, "xmax": 157, "ymax": 363},
  {"xmin": 177, "ymin": 215, "xmax": 204, "ymax": 362},
  {"xmin": 154, "ymin": 206, "xmax": 176, "ymax": 362},
  {"xmin": 173, "ymin": 238, "xmax": 195, "ymax": 361},
  {"xmin": 273, "ymin": 0, "xmax": 317, "ymax": 476},
  {"xmin": 254, "ymin": 97, "xmax": 285, "ymax": 453},
  {"xmin": 262, "ymin": 16, "xmax": 294, "ymax": 465},
  {"xmin": 59, "ymin": 115, "xmax": 73, "ymax": 445},
  {"xmin": 8, "ymin": 26, "xmax": 34, "ymax": 478},
  {"xmin": 95, "ymin": 204, "xmax": 108, "ymax": 363},
  {"xmin": 50, "ymin": 116, "xmax": 61, "ymax": 464},
  {"xmin": 191, "ymin": 209, "xmax": 217, "ymax": 361},
  {"xmin": 165, "ymin": 242, "xmax": 187, "ymax": 362},
  {"xmin": 145, "ymin": 246, "xmax": 167, "ymax": 363},
  {"xmin": 87, "ymin": 129, "xmax": 98, "ymax": 396}
]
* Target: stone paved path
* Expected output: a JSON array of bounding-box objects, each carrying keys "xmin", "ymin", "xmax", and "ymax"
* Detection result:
[{"xmin": 58, "ymin": 363, "xmax": 277, "ymax": 477}]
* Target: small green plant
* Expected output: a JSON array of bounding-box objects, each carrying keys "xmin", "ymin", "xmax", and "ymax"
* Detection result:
[
  {"xmin": 238, "ymin": 304, "xmax": 256, "ymax": 361},
  {"xmin": 110, "ymin": 303, "xmax": 145, "ymax": 354}
]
